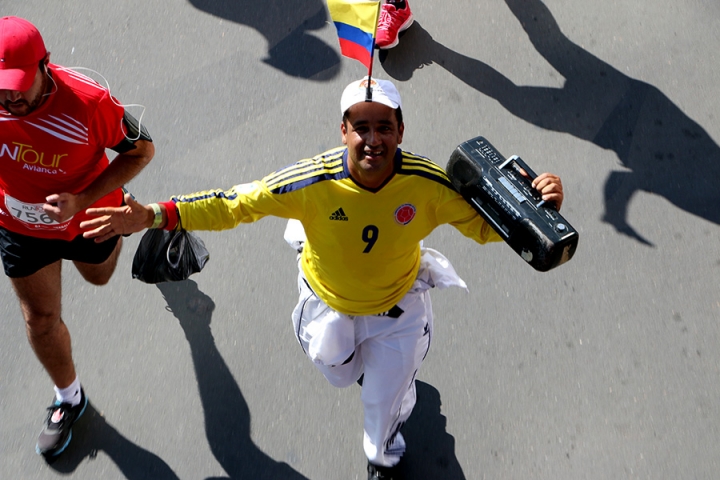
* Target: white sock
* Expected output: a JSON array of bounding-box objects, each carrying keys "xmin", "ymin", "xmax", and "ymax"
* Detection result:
[{"xmin": 54, "ymin": 377, "xmax": 82, "ymax": 406}]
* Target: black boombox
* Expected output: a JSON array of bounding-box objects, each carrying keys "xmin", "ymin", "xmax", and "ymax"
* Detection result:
[{"xmin": 446, "ymin": 136, "xmax": 579, "ymax": 272}]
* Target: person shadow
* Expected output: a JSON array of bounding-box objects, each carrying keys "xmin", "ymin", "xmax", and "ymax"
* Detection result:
[
  {"xmin": 399, "ymin": 380, "xmax": 466, "ymax": 479},
  {"xmin": 187, "ymin": 0, "xmax": 340, "ymax": 80},
  {"xmin": 46, "ymin": 402, "xmax": 180, "ymax": 479},
  {"xmin": 156, "ymin": 280, "xmax": 309, "ymax": 480},
  {"xmin": 380, "ymin": 0, "xmax": 720, "ymax": 246}
]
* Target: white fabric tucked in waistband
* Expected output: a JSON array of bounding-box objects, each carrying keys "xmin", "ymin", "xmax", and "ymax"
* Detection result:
[
  {"xmin": 306, "ymin": 309, "xmax": 354, "ymax": 366},
  {"xmin": 412, "ymin": 247, "xmax": 468, "ymax": 293}
]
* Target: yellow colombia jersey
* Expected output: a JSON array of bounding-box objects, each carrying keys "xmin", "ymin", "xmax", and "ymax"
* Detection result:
[{"xmin": 172, "ymin": 147, "xmax": 501, "ymax": 316}]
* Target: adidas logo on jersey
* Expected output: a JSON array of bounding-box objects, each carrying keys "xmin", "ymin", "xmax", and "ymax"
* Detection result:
[{"xmin": 329, "ymin": 208, "xmax": 348, "ymax": 221}]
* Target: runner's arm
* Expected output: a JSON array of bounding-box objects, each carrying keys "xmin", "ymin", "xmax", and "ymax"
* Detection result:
[{"xmin": 43, "ymin": 139, "xmax": 154, "ymax": 223}]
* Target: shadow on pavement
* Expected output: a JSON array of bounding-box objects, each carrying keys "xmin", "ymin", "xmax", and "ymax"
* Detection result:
[
  {"xmin": 47, "ymin": 402, "xmax": 179, "ymax": 479},
  {"xmin": 188, "ymin": 0, "xmax": 340, "ymax": 80},
  {"xmin": 381, "ymin": 0, "xmax": 720, "ymax": 246},
  {"xmin": 157, "ymin": 280, "xmax": 309, "ymax": 480},
  {"xmin": 400, "ymin": 380, "xmax": 467, "ymax": 480}
]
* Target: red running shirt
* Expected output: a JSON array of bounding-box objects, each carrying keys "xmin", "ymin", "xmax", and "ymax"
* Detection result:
[{"xmin": 0, "ymin": 65, "xmax": 126, "ymax": 240}]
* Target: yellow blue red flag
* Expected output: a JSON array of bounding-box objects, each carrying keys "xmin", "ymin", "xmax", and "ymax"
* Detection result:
[{"xmin": 327, "ymin": 0, "xmax": 381, "ymax": 69}]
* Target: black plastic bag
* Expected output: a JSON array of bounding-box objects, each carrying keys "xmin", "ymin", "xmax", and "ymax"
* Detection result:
[{"xmin": 131, "ymin": 226, "xmax": 209, "ymax": 284}]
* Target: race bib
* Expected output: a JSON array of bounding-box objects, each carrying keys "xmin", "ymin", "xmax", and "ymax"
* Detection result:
[{"xmin": 5, "ymin": 194, "xmax": 71, "ymax": 228}]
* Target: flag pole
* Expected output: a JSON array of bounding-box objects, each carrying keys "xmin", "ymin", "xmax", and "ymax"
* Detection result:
[
  {"xmin": 365, "ymin": 48, "xmax": 375, "ymax": 102},
  {"xmin": 365, "ymin": 0, "xmax": 381, "ymax": 102}
]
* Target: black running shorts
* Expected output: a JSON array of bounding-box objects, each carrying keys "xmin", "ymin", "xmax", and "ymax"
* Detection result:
[{"xmin": 0, "ymin": 227, "xmax": 120, "ymax": 278}]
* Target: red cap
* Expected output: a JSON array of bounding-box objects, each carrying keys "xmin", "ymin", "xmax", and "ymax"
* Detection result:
[{"xmin": 0, "ymin": 17, "xmax": 47, "ymax": 91}]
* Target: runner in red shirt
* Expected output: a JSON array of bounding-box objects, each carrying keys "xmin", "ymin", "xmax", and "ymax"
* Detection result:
[{"xmin": 0, "ymin": 16, "xmax": 154, "ymax": 457}]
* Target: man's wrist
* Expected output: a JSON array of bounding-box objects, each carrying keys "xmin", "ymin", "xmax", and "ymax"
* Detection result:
[
  {"xmin": 148, "ymin": 203, "xmax": 163, "ymax": 229},
  {"xmin": 74, "ymin": 192, "xmax": 89, "ymax": 211}
]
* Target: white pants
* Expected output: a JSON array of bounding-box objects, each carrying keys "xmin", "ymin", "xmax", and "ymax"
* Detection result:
[
  {"xmin": 292, "ymin": 271, "xmax": 433, "ymax": 467},
  {"xmin": 285, "ymin": 220, "xmax": 467, "ymax": 467}
]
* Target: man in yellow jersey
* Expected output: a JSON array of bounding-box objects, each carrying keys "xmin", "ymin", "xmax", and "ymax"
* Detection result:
[{"xmin": 80, "ymin": 77, "xmax": 564, "ymax": 480}]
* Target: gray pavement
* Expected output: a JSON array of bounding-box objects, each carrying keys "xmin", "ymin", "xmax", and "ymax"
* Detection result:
[{"xmin": 1, "ymin": 0, "xmax": 719, "ymax": 479}]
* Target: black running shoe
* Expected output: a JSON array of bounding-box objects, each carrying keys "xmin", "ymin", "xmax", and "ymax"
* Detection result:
[
  {"xmin": 36, "ymin": 388, "xmax": 87, "ymax": 456},
  {"xmin": 368, "ymin": 462, "xmax": 401, "ymax": 480}
]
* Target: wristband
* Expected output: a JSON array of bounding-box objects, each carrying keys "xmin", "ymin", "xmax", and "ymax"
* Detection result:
[
  {"xmin": 149, "ymin": 203, "xmax": 163, "ymax": 229},
  {"xmin": 159, "ymin": 200, "xmax": 179, "ymax": 230}
]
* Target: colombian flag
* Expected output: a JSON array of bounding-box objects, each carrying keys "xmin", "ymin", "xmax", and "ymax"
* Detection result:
[{"xmin": 328, "ymin": 0, "xmax": 381, "ymax": 69}]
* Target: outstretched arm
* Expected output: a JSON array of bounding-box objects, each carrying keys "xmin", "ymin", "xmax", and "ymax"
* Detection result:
[{"xmin": 80, "ymin": 193, "xmax": 165, "ymax": 242}]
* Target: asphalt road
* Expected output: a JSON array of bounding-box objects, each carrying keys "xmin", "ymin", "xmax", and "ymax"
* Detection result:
[{"xmin": 1, "ymin": 1, "xmax": 719, "ymax": 479}]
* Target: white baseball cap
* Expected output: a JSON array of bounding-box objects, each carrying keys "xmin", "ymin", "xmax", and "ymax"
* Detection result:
[{"xmin": 340, "ymin": 76, "xmax": 402, "ymax": 114}]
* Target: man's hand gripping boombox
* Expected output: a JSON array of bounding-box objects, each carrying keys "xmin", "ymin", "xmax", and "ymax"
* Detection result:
[{"xmin": 446, "ymin": 136, "xmax": 579, "ymax": 272}]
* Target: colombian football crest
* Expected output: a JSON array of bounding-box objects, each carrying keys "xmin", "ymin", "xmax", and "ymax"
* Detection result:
[{"xmin": 394, "ymin": 204, "xmax": 416, "ymax": 225}]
